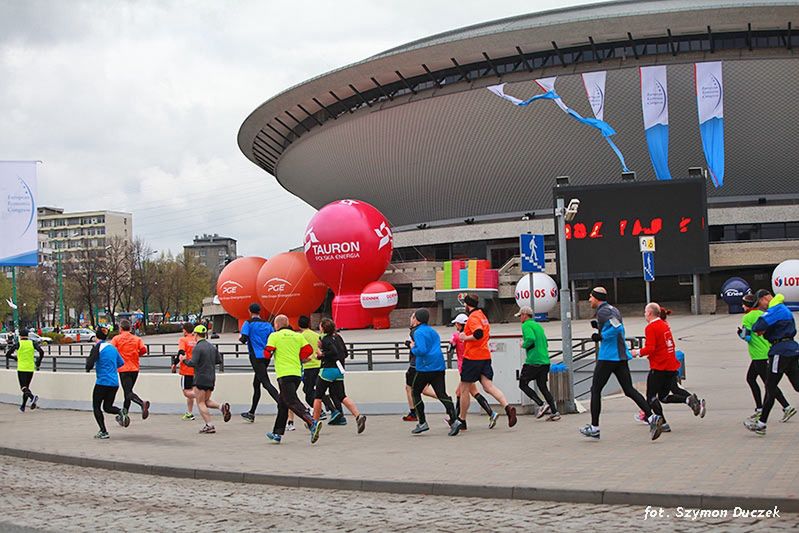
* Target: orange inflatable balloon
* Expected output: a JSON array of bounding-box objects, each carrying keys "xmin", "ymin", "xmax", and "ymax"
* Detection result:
[
  {"xmin": 216, "ymin": 256, "xmax": 267, "ymax": 321},
  {"xmin": 256, "ymin": 252, "xmax": 328, "ymax": 324}
]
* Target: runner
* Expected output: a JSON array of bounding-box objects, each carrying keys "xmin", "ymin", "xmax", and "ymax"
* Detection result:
[
  {"xmin": 265, "ymin": 315, "xmax": 322, "ymax": 445},
  {"xmin": 631, "ymin": 303, "xmax": 706, "ymax": 433},
  {"xmin": 402, "ymin": 318, "xmax": 436, "ymax": 422},
  {"xmin": 744, "ymin": 290, "xmax": 799, "ymax": 436},
  {"xmin": 449, "ymin": 294, "xmax": 517, "ymax": 436},
  {"xmin": 407, "ymin": 309, "xmax": 456, "ymax": 434},
  {"xmin": 179, "ymin": 325, "xmax": 231, "ymax": 434},
  {"xmin": 298, "ymin": 315, "xmax": 337, "ymax": 423},
  {"xmin": 738, "ymin": 293, "xmax": 794, "ymax": 422},
  {"xmin": 239, "ymin": 303, "xmax": 279, "ymax": 423},
  {"xmin": 171, "ymin": 322, "xmax": 197, "ymax": 421},
  {"xmin": 5, "ymin": 328, "xmax": 45, "ymax": 412},
  {"xmin": 448, "ymin": 313, "xmax": 495, "ymax": 423},
  {"xmin": 85, "ymin": 326, "xmax": 127, "ymax": 439},
  {"xmin": 516, "ymin": 307, "xmax": 560, "ymax": 421},
  {"xmin": 111, "ymin": 319, "xmax": 150, "ymax": 420},
  {"xmin": 311, "ymin": 318, "xmax": 366, "ymax": 434},
  {"xmin": 579, "ymin": 287, "xmax": 663, "ymax": 441}
]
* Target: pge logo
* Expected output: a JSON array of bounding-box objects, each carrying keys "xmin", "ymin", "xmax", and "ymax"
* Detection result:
[
  {"xmin": 220, "ymin": 280, "xmax": 243, "ymax": 295},
  {"xmin": 265, "ymin": 277, "xmax": 292, "ymax": 293}
]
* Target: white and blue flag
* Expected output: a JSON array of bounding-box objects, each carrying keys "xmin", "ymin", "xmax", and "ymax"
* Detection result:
[
  {"xmin": 694, "ymin": 62, "xmax": 725, "ymax": 188},
  {"xmin": 640, "ymin": 66, "xmax": 672, "ymax": 180},
  {"xmin": 0, "ymin": 161, "xmax": 39, "ymax": 266}
]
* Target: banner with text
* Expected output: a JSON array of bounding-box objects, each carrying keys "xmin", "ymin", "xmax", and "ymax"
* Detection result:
[
  {"xmin": 640, "ymin": 66, "xmax": 672, "ymax": 180},
  {"xmin": 694, "ymin": 61, "xmax": 725, "ymax": 188},
  {"xmin": 0, "ymin": 161, "xmax": 39, "ymax": 266}
]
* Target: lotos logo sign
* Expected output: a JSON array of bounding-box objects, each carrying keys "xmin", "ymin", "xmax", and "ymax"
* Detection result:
[
  {"xmin": 219, "ymin": 280, "xmax": 244, "ymax": 295},
  {"xmin": 264, "ymin": 277, "xmax": 292, "ymax": 294},
  {"xmin": 775, "ymin": 277, "xmax": 799, "ymax": 287}
]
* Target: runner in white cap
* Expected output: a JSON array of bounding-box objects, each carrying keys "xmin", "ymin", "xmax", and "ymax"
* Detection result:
[{"xmin": 448, "ymin": 313, "xmax": 495, "ymax": 426}]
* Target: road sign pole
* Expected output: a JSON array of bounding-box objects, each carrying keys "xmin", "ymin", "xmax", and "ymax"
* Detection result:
[
  {"xmin": 12, "ymin": 267, "xmax": 19, "ymax": 331},
  {"xmin": 528, "ymin": 272, "xmax": 534, "ymax": 315},
  {"xmin": 645, "ymin": 280, "xmax": 651, "ymax": 303}
]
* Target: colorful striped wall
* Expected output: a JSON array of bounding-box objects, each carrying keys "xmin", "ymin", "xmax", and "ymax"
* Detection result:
[{"xmin": 435, "ymin": 259, "xmax": 499, "ymax": 291}]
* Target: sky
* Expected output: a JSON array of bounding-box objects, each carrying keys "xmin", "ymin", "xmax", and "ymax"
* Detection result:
[{"xmin": 0, "ymin": 0, "xmax": 595, "ymax": 258}]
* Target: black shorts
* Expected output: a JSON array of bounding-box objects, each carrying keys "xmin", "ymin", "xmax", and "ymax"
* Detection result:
[
  {"xmin": 405, "ymin": 367, "xmax": 417, "ymax": 387},
  {"xmin": 181, "ymin": 375, "xmax": 194, "ymax": 390},
  {"xmin": 460, "ymin": 359, "xmax": 493, "ymax": 383},
  {"xmin": 195, "ymin": 384, "xmax": 214, "ymax": 391}
]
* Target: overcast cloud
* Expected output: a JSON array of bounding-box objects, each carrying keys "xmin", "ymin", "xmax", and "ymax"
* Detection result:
[{"xmin": 0, "ymin": 0, "xmax": 593, "ymax": 257}]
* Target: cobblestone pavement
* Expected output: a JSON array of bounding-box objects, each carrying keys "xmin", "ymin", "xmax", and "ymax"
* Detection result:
[{"xmin": 0, "ymin": 456, "xmax": 795, "ymax": 533}]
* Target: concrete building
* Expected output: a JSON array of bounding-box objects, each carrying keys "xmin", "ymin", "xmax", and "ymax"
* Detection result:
[
  {"xmin": 37, "ymin": 207, "xmax": 133, "ymax": 263},
  {"xmin": 239, "ymin": 0, "xmax": 799, "ymax": 322},
  {"xmin": 183, "ymin": 234, "xmax": 237, "ymax": 278}
]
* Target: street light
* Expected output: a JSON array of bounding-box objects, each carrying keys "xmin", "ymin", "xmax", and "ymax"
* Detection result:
[
  {"xmin": 554, "ymin": 176, "xmax": 578, "ymax": 414},
  {"xmin": 141, "ymin": 250, "xmax": 158, "ymax": 335}
]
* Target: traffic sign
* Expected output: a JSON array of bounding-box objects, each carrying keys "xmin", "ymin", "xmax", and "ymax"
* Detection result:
[
  {"xmin": 520, "ymin": 234, "xmax": 545, "ymax": 273},
  {"xmin": 639, "ymin": 236, "xmax": 656, "ymax": 252},
  {"xmin": 642, "ymin": 251, "xmax": 655, "ymax": 282}
]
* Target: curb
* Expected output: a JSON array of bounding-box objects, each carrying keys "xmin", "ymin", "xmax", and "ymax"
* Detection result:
[{"xmin": 1, "ymin": 445, "xmax": 797, "ymax": 512}]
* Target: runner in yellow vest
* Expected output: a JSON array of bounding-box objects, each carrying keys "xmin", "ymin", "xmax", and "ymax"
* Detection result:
[{"xmin": 5, "ymin": 328, "xmax": 45, "ymax": 412}]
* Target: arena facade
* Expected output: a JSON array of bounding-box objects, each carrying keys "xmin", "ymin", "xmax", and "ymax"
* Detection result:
[{"xmin": 239, "ymin": 0, "xmax": 799, "ymax": 321}]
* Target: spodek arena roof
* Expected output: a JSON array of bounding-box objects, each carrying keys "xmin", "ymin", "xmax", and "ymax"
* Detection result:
[{"xmin": 239, "ymin": 0, "xmax": 799, "ymax": 228}]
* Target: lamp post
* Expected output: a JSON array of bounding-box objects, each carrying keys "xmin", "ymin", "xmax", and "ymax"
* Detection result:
[
  {"xmin": 11, "ymin": 267, "xmax": 19, "ymax": 331},
  {"xmin": 554, "ymin": 176, "xmax": 580, "ymax": 414},
  {"xmin": 141, "ymin": 250, "xmax": 157, "ymax": 335},
  {"xmin": 57, "ymin": 250, "xmax": 65, "ymax": 327}
]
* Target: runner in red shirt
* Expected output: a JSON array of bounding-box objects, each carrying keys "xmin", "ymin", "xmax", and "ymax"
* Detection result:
[
  {"xmin": 172, "ymin": 323, "xmax": 197, "ymax": 420},
  {"xmin": 631, "ymin": 303, "xmax": 706, "ymax": 432},
  {"xmin": 111, "ymin": 319, "xmax": 150, "ymax": 420}
]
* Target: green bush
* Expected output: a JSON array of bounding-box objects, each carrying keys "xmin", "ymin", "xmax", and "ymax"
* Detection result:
[{"xmin": 41, "ymin": 332, "xmax": 67, "ymax": 344}]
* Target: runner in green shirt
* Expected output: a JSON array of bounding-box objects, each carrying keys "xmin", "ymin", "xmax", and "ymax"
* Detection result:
[
  {"xmin": 265, "ymin": 315, "xmax": 322, "ymax": 445},
  {"xmin": 517, "ymin": 307, "xmax": 560, "ymax": 421},
  {"xmin": 739, "ymin": 294, "xmax": 794, "ymax": 422},
  {"xmin": 5, "ymin": 328, "xmax": 45, "ymax": 412}
]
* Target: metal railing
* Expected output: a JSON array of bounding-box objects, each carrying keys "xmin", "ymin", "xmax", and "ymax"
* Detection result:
[{"xmin": 5, "ymin": 336, "xmax": 644, "ymax": 376}]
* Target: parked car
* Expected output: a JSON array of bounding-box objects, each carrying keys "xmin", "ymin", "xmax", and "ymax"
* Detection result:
[
  {"xmin": 0, "ymin": 331, "xmax": 49, "ymax": 348},
  {"xmin": 62, "ymin": 328, "xmax": 97, "ymax": 343}
]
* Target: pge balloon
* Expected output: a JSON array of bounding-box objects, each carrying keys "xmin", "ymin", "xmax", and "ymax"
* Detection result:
[
  {"xmin": 217, "ymin": 256, "xmax": 267, "ymax": 321},
  {"xmin": 256, "ymin": 252, "xmax": 328, "ymax": 326}
]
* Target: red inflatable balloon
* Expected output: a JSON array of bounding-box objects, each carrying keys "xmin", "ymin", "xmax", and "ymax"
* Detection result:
[
  {"xmin": 360, "ymin": 281, "xmax": 398, "ymax": 330},
  {"xmin": 256, "ymin": 252, "xmax": 328, "ymax": 327},
  {"xmin": 304, "ymin": 199, "xmax": 393, "ymax": 329},
  {"xmin": 216, "ymin": 256, "xmax": 267, "ymax": 321}
]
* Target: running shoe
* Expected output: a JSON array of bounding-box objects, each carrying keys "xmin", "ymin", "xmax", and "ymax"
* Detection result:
[
  {"xmin": 505, "ymin": 405, "xmax": 517, "ymax": 428},
  {"xmin": 19, "ymin": 404, "xmax": 25, "ymax": 413},
  {"xmin": 94, "ymin": 431, "xmax": 110, "ymax": 439},
  {"xmin": 488, "ymin": 412, "xmax": 499, "ymax": 429},
  {"xmin": 123, "ymin": 412, "xmax": 131, "ymax": 428},
  {"xmin": 782, "ymin": 406, "xmax": 797, "ymax": 423},
  {"xmin": 649, "ymin": 415, "xmax": 664, "ymax": 441},
  {"xmin": 688, "ymin": 394, "xmax": 701, "ymax": 417},
  {"xmin": 240, "ymin": 412, "xmax": 255, "ymax": 423},
  {"xmin": 579, "ymin": 424, "xmax": 600, "ymax": 439},
  {"xmin": 411, "ymin": 422, "xmax": 429, "ymax": 434},
  {"xmin": 448, "ymin": 419, "xmax": 463, "ymax": 437},
  {"xmin": 748, "ymin": 410, "xmax": 762, "ymax": 422},
  {"xmin": 743, "ymin": 419, "xmax": 766, "ymax": 436},
  {"xmin": 356, "ymin": 415, "xmax": 367, "ymax": 434},
  {"xmin": 699, "ymin": 398, "xmax": 706, "ymax": 418},
  {"xmin": 266, "ymin": 432, "xmax": 282, "ymax": 444},
  {"xmin": 661, "ymin": 423, "xmax": 671, "ymax": 433},
  {"xmin": 199, "ymin": 424, "xmax": 216, "ymax": 434},
  {"xmin": 181, "ymin": 412, "xmax": 195, "ymax": 421},
  {"xmin": 142, "ymin": 400, "xmax": 150, "ymax": 420},
  {"xmin": 328, "ymin": 410, "xmax": 343, "ymax": 424},
  {"xmin": 310, "ymin": 420, "xmax": 322, "ymax": 444},
  {"xmin": 536, "ymin": 404, "xmax": 551, "ymax": 419},
  {"xmin": 221, "ymin": 402, "xmax": 231, "ymax": 423},
  {"xmin": 115, "ymin": 413, "xmax": 124, "ymax": 427},
  {"xmin": 634, "ymin": 411, "xmax": 649, "ymax": 425},
  {"xmin": 30, "ymin": 395, "xmax": 39, "ymax": 410},
  {"xmin": 546, "ymin": 412, "xmax": 562, "ymax": 422},
  {"xmin": 319, "ymin": 410, "xmax": 329, "ymax": 420},
  {"xmin": 328, "ymin": 416, "xmax": 347, "ymax": 426},
  {"xmin": 287, "ymin": 421, "xmax": 296, "ymax": 432},
  {"xmin": 402, "ymin": 411, "xmax": 418, "ymax": 422}
]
